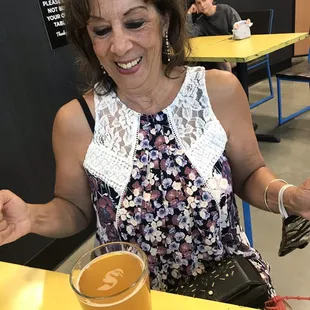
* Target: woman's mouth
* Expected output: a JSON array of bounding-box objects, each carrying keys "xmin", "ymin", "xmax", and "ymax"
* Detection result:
[{"xmin": 116, "ymin": 57, "xmax": 142, "ymax": 70}]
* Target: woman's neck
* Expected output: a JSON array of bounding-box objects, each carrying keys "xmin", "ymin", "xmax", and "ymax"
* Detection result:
[{"xmin": 117, "ymin": 67, "xmax": 185, "ymax": 115}]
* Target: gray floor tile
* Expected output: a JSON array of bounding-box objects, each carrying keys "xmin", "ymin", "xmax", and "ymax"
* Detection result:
[{"xmin": 247, "ymin": 72, "xmax": 310, "ymax": 306}]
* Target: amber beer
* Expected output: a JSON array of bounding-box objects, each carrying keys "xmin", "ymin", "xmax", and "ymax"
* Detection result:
[{"xmin": 70, "ymin": 243, "xmax": 151, "ymax": 310}]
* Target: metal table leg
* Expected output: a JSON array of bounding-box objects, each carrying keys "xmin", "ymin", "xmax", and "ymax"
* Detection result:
[
  {"xmin": 236, "ymin": 63, "xmax": 281, "ymax": 143},
  {"xmin": 236, "ymin": 63, "xmax": 249, "ymax": 97}
]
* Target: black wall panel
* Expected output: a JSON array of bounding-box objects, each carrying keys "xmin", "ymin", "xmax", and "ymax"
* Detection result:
[{"xmin": 0, "ymin": 0, "xmax": 94, "ymax": 268}]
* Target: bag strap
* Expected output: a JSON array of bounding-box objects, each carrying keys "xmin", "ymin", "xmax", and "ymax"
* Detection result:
[
  {"xmin": 77, "ymin": 96, "xmax": 95, "ymax": 133},
  {"xmin": 265, "ymin": 295, "xmax": 310, "ymax": 309}
]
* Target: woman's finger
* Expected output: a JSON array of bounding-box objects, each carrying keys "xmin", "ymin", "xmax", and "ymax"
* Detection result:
[
  {"xmin": 0, "ymin": 219, "xmax": 8, "ymax": 231},
  {"xmin": 0, "ymin": 224, "xmax": 14, "ymax": 246}
]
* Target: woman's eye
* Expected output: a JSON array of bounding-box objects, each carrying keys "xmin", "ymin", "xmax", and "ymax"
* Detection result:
[
  {"xmin": 94, "ymin": 28, "xmax": 111, "ymax": 36},
  {"xmin": 125, "ymin": 21, "xmax": 145, "ymax": 29}
]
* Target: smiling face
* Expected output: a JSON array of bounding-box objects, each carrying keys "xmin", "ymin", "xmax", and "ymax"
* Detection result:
[{"xmin": 87, "ymin": 0, "xmax": 169, "ymax": 93}]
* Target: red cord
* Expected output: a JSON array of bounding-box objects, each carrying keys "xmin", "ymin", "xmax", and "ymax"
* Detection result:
[{"xmin": 265, "ymin": 296, "xmax": 310, "ymax": 310}]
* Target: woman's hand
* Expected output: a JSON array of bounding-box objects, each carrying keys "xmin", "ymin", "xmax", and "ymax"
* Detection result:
[
  {"xmin": 0, "ymin": 190, "xmax": 32, "ymax": 246},
  {"xmin": 288, "ymin": 178, "xmax": 310, "ymax": 220},
  {"xmin": 187, "ymin": 4, "xmax": 199, "ymax": 14}
]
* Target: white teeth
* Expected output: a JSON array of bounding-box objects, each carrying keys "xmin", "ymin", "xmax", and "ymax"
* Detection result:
[{"xmin": 117, "ymin": 57, "xmax": 141, "ymax": 70}]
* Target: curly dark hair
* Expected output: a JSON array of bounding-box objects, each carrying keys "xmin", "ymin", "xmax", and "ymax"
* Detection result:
[{"xmin": 64, "ymin": 0, "xmax": 192, "ymax": 94}]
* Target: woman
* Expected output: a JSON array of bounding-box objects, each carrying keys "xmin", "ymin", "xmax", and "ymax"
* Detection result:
[{"xmin": 0, "ymin": 0, "xmax": 310, "ymax": 300}]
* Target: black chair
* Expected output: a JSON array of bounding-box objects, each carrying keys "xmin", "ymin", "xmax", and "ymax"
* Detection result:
[
  {"xmin": 276, "ymin": 48, "xmax": 310, "ymax": 125},
  {"xmin": 239, "ymin": 9, "xmax": 275, "ymax": 109}
]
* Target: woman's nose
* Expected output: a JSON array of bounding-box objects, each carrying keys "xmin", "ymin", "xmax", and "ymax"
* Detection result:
[{"xmin": 110, "ymin": 29, "xmax": 133, "ymax": 56}]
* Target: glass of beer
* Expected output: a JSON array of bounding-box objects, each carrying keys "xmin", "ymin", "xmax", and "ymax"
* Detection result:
[{"xmin": 70, "ymin": 242, "xmax": 151, "ymax": 310}]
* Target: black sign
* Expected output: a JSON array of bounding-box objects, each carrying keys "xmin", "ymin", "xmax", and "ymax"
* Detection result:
[{"xmin": 38, "ymin": 0, "xmax": 67, "ymax": 49}]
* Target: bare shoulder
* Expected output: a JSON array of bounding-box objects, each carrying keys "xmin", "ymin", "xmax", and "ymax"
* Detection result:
[
  {"xmin": 205, "ymin": 69, "xmax": 244, "ymax": 108},
  {"xmin": 53, "ymin": 94, "xmax": 94, "ymax": 138},
  {"xmin": 205, "ymin": 69, "xmax": 251, "ymax": 137},
  {"xmin": 53, "ymin": 95, "xmax": 95, "ymax": 161}
]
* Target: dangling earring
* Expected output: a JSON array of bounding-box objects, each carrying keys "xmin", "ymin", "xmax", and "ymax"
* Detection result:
[
  {"xmin": 100, "ymin": 64, "xmax": 107, "ymax": 75},
  {"xmin": 165, "ymin": 31, "xmax": 171, "ymax": 63}
]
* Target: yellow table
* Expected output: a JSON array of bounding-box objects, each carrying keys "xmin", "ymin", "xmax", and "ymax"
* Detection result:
[
  {"xmin": 188, "ymin": 32, "xmax": 308, "ymax": 96},
  {"xmin": 0, "ymin": 261, "xmax": 252, "ymax": 310},
  {"xmin": 188, "ymin": 32, "xmax": 309, "ymax": 143},
  {"xmin": 189, "ymin": 35, "xmax": 230, "ymax": 51},
  {"xmin": 188, "ymin": 33, "xmax": 309, "ymax": 63}
]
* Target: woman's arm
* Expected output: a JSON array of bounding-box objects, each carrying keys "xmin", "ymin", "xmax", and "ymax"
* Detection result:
[
  {"xmin": 0, "ymin": 99, "xmax": 96, "ymax": 245},
  {"xmin": 206, "ymin": 70, "xmax": 296, "ymax": 214},
  {"xmin": 30, "ymin": 99, "xmax": 95, "ymax": 237}
]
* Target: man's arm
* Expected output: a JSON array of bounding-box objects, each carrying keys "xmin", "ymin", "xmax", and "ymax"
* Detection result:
[
  {"xmin": 186, "ymin": 14, "xmax": 205, "ymax": 38},
  {"xmin": 228, "ymin": 6, "xmax": 241, "ymax": 30}
]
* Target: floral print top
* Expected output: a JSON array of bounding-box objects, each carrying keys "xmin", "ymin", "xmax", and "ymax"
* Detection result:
[{"xmin": 84, "ymin": 66, "xmax": 273, "ymax": 294}]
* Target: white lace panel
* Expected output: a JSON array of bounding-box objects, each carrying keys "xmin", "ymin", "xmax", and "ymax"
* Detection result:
[
  {"xmin": 165, "ymin": 67, "xmax": 228, "ymax": 202},
  {"xmin": 84, "ymin": 92, "xmax": 140, "ymax": 195},
  {"xmin": 84, "ymin": 66, "xmax": 227, "ymax": 201}
]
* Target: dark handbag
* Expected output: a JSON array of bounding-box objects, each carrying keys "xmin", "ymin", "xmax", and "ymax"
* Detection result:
[{"xmin": 169, "ymin": 255, "xmax": 269, "ymax": 309}]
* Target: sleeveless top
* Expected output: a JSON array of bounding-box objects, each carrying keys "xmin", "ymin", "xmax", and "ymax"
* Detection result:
[{"xmin": 83, "ymin": 66, "xmax": 272, "ymax": 292}]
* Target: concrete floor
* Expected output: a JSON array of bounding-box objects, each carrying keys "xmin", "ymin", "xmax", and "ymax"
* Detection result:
[{"xmin": 56, "ymin": 58, "xmax": 310, "ymax": 308}]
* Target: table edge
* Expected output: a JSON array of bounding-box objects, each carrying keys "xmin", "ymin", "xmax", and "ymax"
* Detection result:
[{"xmin": 187, "ymin": 33, "xmax": 309, "ymax": 63}]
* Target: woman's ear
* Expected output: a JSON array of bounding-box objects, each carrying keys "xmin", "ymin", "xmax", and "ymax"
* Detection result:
[{"xmin": 161, "ymin": 13, "xmax": 170, "ymax": 35}]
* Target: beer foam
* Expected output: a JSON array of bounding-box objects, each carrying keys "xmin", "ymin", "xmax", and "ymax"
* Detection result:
[{"xmin": 76, "ymin": 251, "xmax": 146, "ymax": 307}]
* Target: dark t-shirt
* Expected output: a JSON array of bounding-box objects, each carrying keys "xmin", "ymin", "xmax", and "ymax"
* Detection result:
[{"xmin": 187, "ymin": 4, "xmax": 241, "ymax": 37}]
